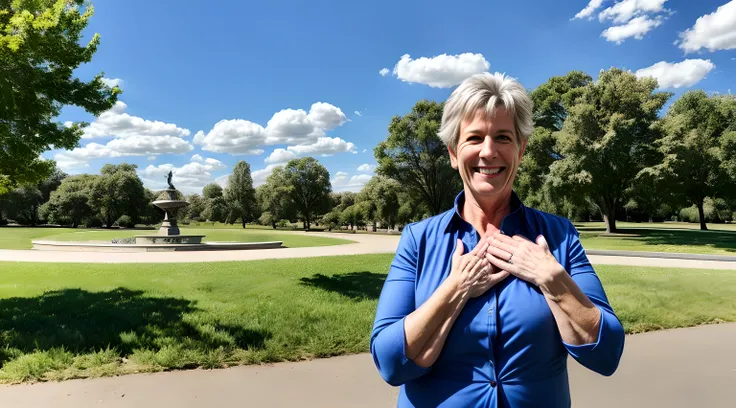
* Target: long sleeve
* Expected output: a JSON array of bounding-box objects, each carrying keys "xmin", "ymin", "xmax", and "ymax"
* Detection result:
[
  {"xmin": 562, "ymin": 221, "xmax": 625, "ymax": 376},
  {"xmin": 370, "ymin": 224, "xmax": 432, "ymax": 386}
]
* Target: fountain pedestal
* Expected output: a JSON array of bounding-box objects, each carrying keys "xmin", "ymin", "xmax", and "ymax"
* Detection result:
[{"xmin": 158, "ymin": 211, "xmax": 180, "ymax": 236}]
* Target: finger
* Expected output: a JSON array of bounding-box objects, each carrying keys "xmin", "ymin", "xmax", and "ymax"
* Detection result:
[
  {"xmin": 512, "ymin": 235, "xmax": 533, "ymax": 243},
  {"xmin": 536, "ymin": 235, "xmax": 550, "ymax": 251},
  {"xmin": 489, "ymin": 270, "xmax": 511, "ymax": 284},
  {"xmin": 487, "ymin": 236, "xmax": 517, "ymax": 256},
  {"xmin": 487, "ymin": 245, "xmax": 514, "ymax": 263},
  {"xmin": 485, "ymin": 252, "xmax": 518, "ymax": 275},
  {"xmin": 489, "ymin": 233, "xmax": 520, "ymax": 248},
  {"xmin": 453, "ymin": 239, "xmax": 465, "ymax": 259}
]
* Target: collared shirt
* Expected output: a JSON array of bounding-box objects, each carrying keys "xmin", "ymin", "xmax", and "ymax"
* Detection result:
[{"xmin": 370, "ymin": 191, "xmax": 625, "ymax": 408}]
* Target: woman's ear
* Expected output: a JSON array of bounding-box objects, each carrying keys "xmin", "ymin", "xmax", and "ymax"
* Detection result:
[
  {"xmin": 518, "ymin": 139, "xmax": 527, "ymax": 160},
  {"xmin": 448, "ymin": 145, "xmax": 458, "ymax": 169}
]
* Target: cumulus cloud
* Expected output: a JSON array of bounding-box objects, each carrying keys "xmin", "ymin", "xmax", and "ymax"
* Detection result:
[
  {"xmin": 287, "ymin": 137, "xmax": 357, "ymax": 156},
  {"xmin": 379, "ymin": 68, "xmax": 390, "ymax": 76},
  {"xmin": 357, "ymin": 164, "xmax": 375, "ymax": 172},
  {"xmin": 677, "ymin": 0, "xmax": 736, "ymax": 53},
  {"xmin": 390, "ymin": 53, "xmax": 490, "ymax": 88},
  {"xmin": 264, "ymin": 148, "xmax": 298, "ymax": 164},
  {"xmin": 598, "ymin": 0, "xmax": 669, "ymax": 24},
  {"xmin": 331, "ymin": 172, "xmax": 373, "ymax": 193},
  {"xmin": 54, "ymin": 136, "xmax": 193, "ymax": 171},
  {"xmin": 81, "ymin": 101, "xmax": 191, "ymax": 140},
  {"xmin": 573, "ymin": 0, "xmax": 605, "ymax": 20},
  {"xmin": 601, "ymin": 15, "xmax": 663, "ymax": 43},
  {"xmin": 140, "ymin": 157, "xmax": 227, "ymax": 194},
  {"xmin": 101, "ymin": 77, "xmax": 123, "ymax": 88},
  {"xmin": 354, "ymin": 110, "xmax": 362, "ymax": 116},
  {"xmin": 251, "ymin": 164, "xmax": 281, "ymax": 187},
  {"xmin": 635, "ymin": 59, "xmax": 715, "ymax": 89},
  {"xmin": 265, "ymin": 102, "xmax": 347, "ymax": 145},
  {"xmin": 195, "ymin": 119, "xmax": 267, "ymax": 155}
]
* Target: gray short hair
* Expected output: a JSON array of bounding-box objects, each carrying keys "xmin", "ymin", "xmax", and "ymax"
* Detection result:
[{"xmin": 439, "ymin": 72, "xmax": 533, "ymax": 150}]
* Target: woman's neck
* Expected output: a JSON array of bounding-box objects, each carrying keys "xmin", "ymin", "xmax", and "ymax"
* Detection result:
[{"xmin": 461, "ymin": 191, "xmax": 512, "ymax": 237}]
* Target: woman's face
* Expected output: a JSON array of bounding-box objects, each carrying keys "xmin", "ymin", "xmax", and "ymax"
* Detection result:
[{"xmin": 448, "ymin": 107, "xmax": 526, "ymax": 201}]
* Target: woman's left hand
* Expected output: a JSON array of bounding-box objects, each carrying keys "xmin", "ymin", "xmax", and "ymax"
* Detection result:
[{"xmin": 484, "ymin": 233, "xmax": 565, "ymax": 289}]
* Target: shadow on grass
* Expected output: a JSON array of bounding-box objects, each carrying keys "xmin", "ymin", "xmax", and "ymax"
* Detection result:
[
  {"xmin": 300, "ymin": 271, "xmax": 386, "ymax": 300},
  {"xmin": 575, "ymin": 226, "xmax": 736, "ymax": 253},
  {"xmin": 0, "ymin": 288, "xmax": 271, "ymax": 364}
]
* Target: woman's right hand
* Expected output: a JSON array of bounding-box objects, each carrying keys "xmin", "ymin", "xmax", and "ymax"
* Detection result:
[{"xmin": 450, "ymin": 239, "xmax": 510, "ymax": 298}]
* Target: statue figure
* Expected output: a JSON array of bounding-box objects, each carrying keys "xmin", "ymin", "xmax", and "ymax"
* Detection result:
[{"xmin": 166, "ymin": 170, "xmax": 175, "ymax": 190}]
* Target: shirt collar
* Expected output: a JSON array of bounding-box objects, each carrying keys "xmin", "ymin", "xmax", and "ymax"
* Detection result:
[{"xmin": 442, "ymin": 190, "xmax": 526, "ymax": 234}]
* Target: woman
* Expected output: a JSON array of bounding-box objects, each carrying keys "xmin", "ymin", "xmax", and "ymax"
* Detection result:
[{"xmin": 370, "ymin": 72, "xmax": 625, "ymax": 408}]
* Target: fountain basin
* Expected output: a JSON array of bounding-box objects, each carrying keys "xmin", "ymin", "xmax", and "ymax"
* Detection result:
[{"xmin": 31, "ymin": 239, "xmax": 283, "ymax": 252}]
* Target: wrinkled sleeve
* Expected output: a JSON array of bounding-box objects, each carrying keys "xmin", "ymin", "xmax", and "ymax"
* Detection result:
[
  {"xmin": 562, "ymin": 221, "xmax": 625, "ymax": 377},
  {"xmin": 370, "ymin": 224, "xmax": 432, "ymax": 386}
]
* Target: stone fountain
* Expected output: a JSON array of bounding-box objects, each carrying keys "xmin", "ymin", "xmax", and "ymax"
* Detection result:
[{"xmin": 31, "ymin": 171, "xmax": 283, "ymax": 252}]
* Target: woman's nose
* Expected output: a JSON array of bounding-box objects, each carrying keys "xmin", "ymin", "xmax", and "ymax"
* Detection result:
[{"xmin": 480, "ymin": 136, "xmax": 495, "ymax": 158}]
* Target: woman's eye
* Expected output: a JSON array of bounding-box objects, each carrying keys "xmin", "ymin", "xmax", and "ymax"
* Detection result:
[{"xmin": 497, "ymin": 135, "xmax": 511, "ymax": 141}]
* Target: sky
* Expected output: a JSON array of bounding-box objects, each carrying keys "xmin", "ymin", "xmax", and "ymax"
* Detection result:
[{"xmin": 46, "ymin": 0, "xmax": 736, "ymax": 195}]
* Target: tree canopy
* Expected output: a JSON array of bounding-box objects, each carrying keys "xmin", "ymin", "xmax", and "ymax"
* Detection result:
[
  {"xmin": 1, "ymin": 0, "xmax": 120, "ymax": 194},
  {"xmin": 224, "ymin": 160, "xmax": 257, "ymax": 228},
  {"xmin": 283, "ymin": 157, "xmax": 331, "ymax": 230}
]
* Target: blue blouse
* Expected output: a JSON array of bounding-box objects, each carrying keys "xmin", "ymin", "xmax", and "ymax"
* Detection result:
[{"xmin": 370, "ymin": 191, "xmax": 625, "ymax": 407}]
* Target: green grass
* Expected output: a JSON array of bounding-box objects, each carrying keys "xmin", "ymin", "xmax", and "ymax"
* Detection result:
[
  {"xmin": 0, "ymin": 256, "xmax": 735, "ymax": 383},
  {"xmin": 0, "ymin": 227, "xmax": 355, "ymax": 250},
  {"xmin": 575, "ymin": 222, "xmax": 736, "ymax": 255}
]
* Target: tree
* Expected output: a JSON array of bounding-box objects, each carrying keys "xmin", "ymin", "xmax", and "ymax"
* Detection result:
[
  {"xmin": 283, "ymin": 157, "xmax": 331, "ymax": 230},
  {"xmin": 0, "ymin": 0, "xmax": 120, "ymax": 194},
  {"xmin": 202, "ymin": 183, "xmax": 223, "ymax": 199},
  {"xmin": 224, "ymin": 160, "xmax": 257, "ymax": 228},
  {"xmin": 375, "ymin": 100, "xmax": 462, "ymax": 216},
  {"xmin": 357, "ymin": 176, "xmax": 401, "ymax": 231},
  {"xmin": 517, "ymin": 71, "xmax": 592, "ymax": 211},
  {"xmin": 185, "ymin": 194, "xmax": 206, "ymax": 221},
  {"xmin": 0, "ymin": 185, "xmax": 43, "ymax": 225},
  {"xmin": 639, "ymin": 91, "xmax": 736, "ymax": 230},
  {"xmin": 38, "ymin": 174, "xmax": 96, "ymax": 227},
  {"xmin": 547, "ymin": 68, "xmax": 671, "ymax": 233},
  {"xmin": 89, "ymin": 164, "xmax": 146, "ymax": 227},
  {"xmin": 256, "ymin": 166, "xmax": 295, "ymax": 229}
]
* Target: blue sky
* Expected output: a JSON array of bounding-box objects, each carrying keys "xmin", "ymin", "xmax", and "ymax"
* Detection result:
[{"xmin": 47, "ymin": 0, "xmax": 736, "ymax": 194}]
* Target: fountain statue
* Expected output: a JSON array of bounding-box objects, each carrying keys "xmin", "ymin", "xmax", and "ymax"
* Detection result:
[{"xmin": 152, "ymin": 171, "xmax": 190, "ymax": 236}]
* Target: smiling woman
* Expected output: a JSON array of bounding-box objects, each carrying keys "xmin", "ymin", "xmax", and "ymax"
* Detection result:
[{"xmin": 370, "ymin": 72, "xmax": 625, "ymax": 408}]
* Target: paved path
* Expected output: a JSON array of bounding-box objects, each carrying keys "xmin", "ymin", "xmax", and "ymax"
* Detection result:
[
  {"xmin": 1, "ymin": 232, "xmax": 735, "ymax": 269},
  {"xmin": 1, "ymin": 323, "xmax": 734, "ymax": 407}
]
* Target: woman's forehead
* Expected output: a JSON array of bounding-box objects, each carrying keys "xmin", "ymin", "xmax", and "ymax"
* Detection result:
[{"xmin": 461, "ymin": 107, "xmax": 515, "ymax": 131}]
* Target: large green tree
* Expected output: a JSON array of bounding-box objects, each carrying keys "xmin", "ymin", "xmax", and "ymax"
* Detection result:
[
  {"xmin": 547, "ymin": 68, "xmax": 671, "ymax": 233},
  {"xmin": 639, "ymin": 91, "xmax": 736, "ymax": 230},
  {"xmin": 375, "ymin": 100, "xmax": 462, "ymax": 216},
  {"xmin": 256, "ymin": 166, "xmax": 295, "ymax": 229},
  {"xmin": 517, "ymin": 71, "xmax": 592, "ymax": 212},
  {"xmin": 38, "ymin": 174, "xmax": 96, "ymax": 227},
  {"xmin": 0, "ymin": 0, "xmax": 120, "ymax": 194},
  {"xmin": 283, "ymin": 157, "xmax": 331, "ymax": 230},
  {"xmin": 356, "ymin": 175, "xmax": 401, "ymax": 231},
  {"xmin": 89, "ymin": 164, "xmax": 146, "ymax": 227},
  {"xmin": 224, "ymin": 160, "xmax": 257, "ymax": 228}
]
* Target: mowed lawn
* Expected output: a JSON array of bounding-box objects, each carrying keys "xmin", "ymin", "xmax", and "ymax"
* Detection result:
[
  {"xmin": 0, "ymin": 227, "xmax": 354, "ymax": 250},
  {"xmin": 0, "ymin": 255, "xmax": 735, "ymax": 383},
  {"xmin": 575, "ymin": 222, "xmax": 736, "ymax": 255}
]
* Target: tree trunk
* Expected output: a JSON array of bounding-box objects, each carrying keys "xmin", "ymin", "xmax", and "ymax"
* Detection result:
[
  {"xmin": 272, "ymin": 222, "xmax": 277, "ymax": 229},
  {"xmin": 372, "ymin": 220, "xmax": 377, "ymax": 232},
  {"xmin": 697, "ymin": 199, "xmax": 708, "ymax": 231},
  {"xmin": 242, "ymin": 217, "xmax": 246, "ymax": 228}
]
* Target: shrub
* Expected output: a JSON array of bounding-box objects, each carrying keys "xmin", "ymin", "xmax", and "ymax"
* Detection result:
[{"xmin": 116, "ymin": 215, "xmax": 135, "ymax": 228}]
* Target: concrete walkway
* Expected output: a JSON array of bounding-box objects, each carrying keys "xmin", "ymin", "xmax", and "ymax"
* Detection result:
[
  {"xmin": 1, "ymin": 231, "xmax": 735, "ymax": 269},
  {"xmin": 1, "ymin": 323, "xmax": 734, "ymax": 407}
]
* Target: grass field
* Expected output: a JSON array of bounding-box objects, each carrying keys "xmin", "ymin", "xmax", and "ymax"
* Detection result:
[
  {"xmin": 0, "ymin": 255, "xmax": 734, "ymax": 383},
  {"xmin": 575, "ymin": 222, "xmax": 736, "ymax": 255},
  {"xmin": 0, "ymin": 227, "xmax": 355, "ymax": 250}
]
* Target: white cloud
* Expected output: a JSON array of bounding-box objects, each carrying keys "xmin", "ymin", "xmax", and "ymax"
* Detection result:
[
  {"xmin": 148, "ymin": 156, "xmax": 156, "ymax": 161},
  {"xmin": 264, "ymin": 148, "xmax": 298, "ymax": 164},
  {"xmin": 601, "ymin": 15, "xmax": 663, "ymax": 43},
  {"xmin": 265, "ymin": 102, "xmax": 347, "ymax": 145},
  {"xmin": 140, "ymin": 157, "xmax": 227, "ymax": 194},
  {"xmin": 354, "ymin": 110, "xmax": 362, "ymax": 117},
  {"xmin": 362, "ymin": 149, "xmax": 367, "ymax": 153},
  {"xmin": 391, "ymin": 53, "xmax": 490, "ymax": 88},
  {"xmin": 379, "ymin": 68, "xmax": 390, "ymax": 76},
  {"xmin": 54, "ymin": 136, "xmax": 193, "ymax": 171},
  {"xmin": 357, "ymin": 164, "xmax": 375, "ymax": 172},
  {"xmin": 635, "ymin": 59, "xmax": 715, "ymax": 89},
  {"xmin": 331, "ymin": 172, "xmax": 372, "ymax": 193},
  {"xmin": 677, "ymin": 0, "xmax": 736, "ymax": 53},
  {"xmin": 101, "ymin": 77, "xmax": 123, "ymax": 88},
  {"xmin": 251, "ymin": 164, "xmax": 281, "ymax": 187},
  {"xmin": 195, "ymin": 119, "xmax": 267, "ymax": 155},
  {"xmin": 214, "ymin": 174, "xmax": 229, "ymax": 188},
  {"xmin": 81, "ymin": 101, "xmax": 191, "ymax": 140},
  {"xmin": 573, "ymin": 0, "xmax": 605, "ymax": 20},
  {"xmin": 598, "ymin": 0, "xmax": 668, "ymax": 24},
  {"xmin": 287, "ymin": 137, "xmax": 357, "ymax": 156}
]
